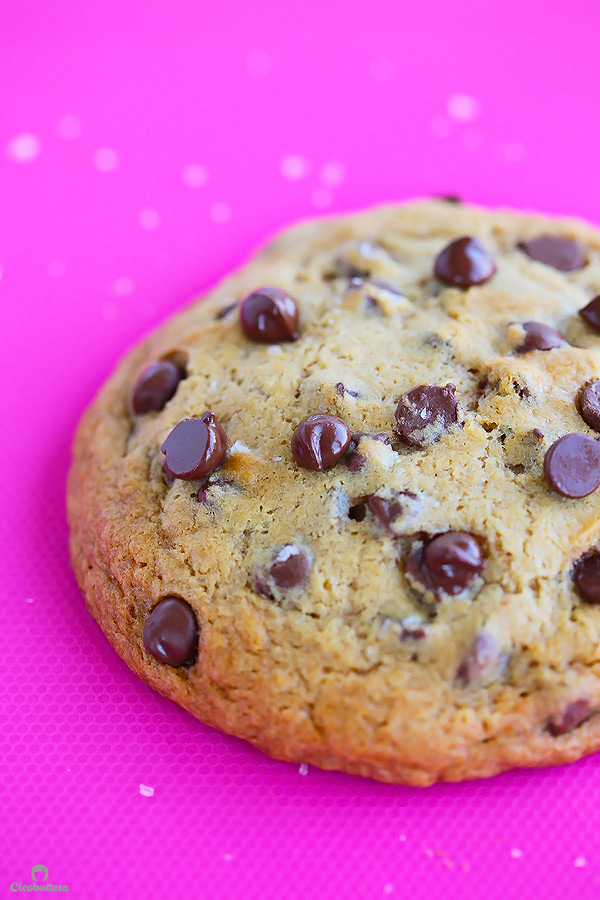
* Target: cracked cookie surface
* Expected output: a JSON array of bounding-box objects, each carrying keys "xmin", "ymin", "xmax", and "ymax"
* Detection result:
[{"xmin": 68, "ymin": 199, "xmax": 600, "ymax": 784}]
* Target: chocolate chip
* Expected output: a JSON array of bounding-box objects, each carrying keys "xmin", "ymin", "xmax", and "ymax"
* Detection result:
[
  {"xmin": 434, "ymin": 237, "xmax": 496, "ymax": 287},
  {"xmin": 579, "ymin": 295, "xmax": 600, "ymax": 332},
  {"xmin": 344, "ymin": 432, "xmax": 389, "ymax": 471},
  {"xmin": 345, "ymin": 452, "xmax": 366, "ymax": 472},
  {"xmin": 269, "ymin": 545, "xmax": 312, "ymax": 589},
  {"xmin": 216, "ymin": 301, "xmax": 238, "ymax": 320},
  {"xmin": 543, "ymin": 433, "xmax": 600, "ymax": 498},
  {"xmin": 579, "ymin": 381, "xmax": 600, "ymax": 432},
  {"xmin": 291, "ymin": 414, "xmax": 351, "ymax": 471},
  {"xmin": 519, "ymin": 235, "xmax": 586, "ymax": 271},
  {"xmin": 532, "ymin": 428, "xmax": 545, "ymax": 440},
  {"xmin": 161, "ymin": 412, "xmax": 228, "ymax": 480},
  {"xmin": 254, "ymin": 545, "xmax": 313, "ymax": 600},
  {"xmin": 515, "ymin": 321, "xmax": 566, "ymax": 353},
  {"xmin": 399, "ymin": 616, "xmax": 426, "ymax": 640},
  {"xmin": 132, "ymin": 361, "xmax": 182, "ymax": 414},
  {"xmin": 395, "ymin": 384, "xmax": 458, "ymax": 448},
  {"xmin": 406, "ymin": 532, "xmax": 484, "ymax": 598},
  {"xmin": 348, "ymin": 501, "xmax": 367, "ymax": 521},
  {"xmin": 366, "ymin": 494, "xmax": 408, "ymax": 535},
  {"xmin": 143, "ymin": 596, "xmax": 198, "ymax": 666},
  {"xmin": 336, "ymin": 382, "xmax": 359, "ymax": 398},
  {"xmin": 197, "ymin": 476, "xmax": 234, "ymax": 506},
  {"xmin": 547, "ymin": 699, "xmax": 591, "ymax": 737},
  {"xmin": 240, "ymin": 287, "xmax": 299, "ymax": 343},
  {"xmin": 574, "ymin": 553, "xmax": 600, "ymax": 604},
  {"xmin": 456, "ymin": 633, "xmax": 502, "ymax": 685},
  {"xmin": 437, "ymin": 195, "xmax": 462, "ymax": 204}
]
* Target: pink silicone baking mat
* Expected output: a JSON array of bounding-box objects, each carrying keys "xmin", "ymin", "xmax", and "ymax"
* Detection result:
[{"xmin": 2, "ymin": 1, "xmax": 600, "ymax": 897}]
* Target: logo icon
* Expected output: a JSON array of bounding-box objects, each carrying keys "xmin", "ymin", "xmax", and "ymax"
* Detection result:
[
  {"xmin": 9, "ymin": 864, "xmax": 69, "ymax": 892},
  {"xmin": 31, "ymin": 866, "xmax": 48, "ymax": 884}
]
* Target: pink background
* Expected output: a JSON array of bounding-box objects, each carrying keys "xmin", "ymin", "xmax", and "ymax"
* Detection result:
[{"xmin": 2, "ymin": 1, "xmax": 600, "ymax": 897}]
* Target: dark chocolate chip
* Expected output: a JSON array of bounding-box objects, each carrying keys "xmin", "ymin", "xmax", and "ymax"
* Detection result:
[
  {"xmin": 515, "ymin": 321, "xmax": 566, "ymax": 353},
  {"xmin": 519, "ymin": 235, "xmax": 586, "ymax": 271},
  {"xmin": 512, "ymin": 379, "xmax": 532, "ymax": 400},
  {"xmin": 336, "ymin": 382, "xmax": 359, "ymax": 398},
  {"xmin": 532, "ymin": 428, "xmax": 545, "ymax": 440},
  {"xmin": 132, "ymin": 361, "xmax": 181, "ymax": 414},
  {"xmin": 456, "ymin": 633, "xmax": 501, "ymax": 685},
  {"xmin": 406, "ymin": 532, "xmax": 484, "ymax": 598},
  {"xmin": 269, "ymin": 545, "xmax": 312, "ymax": 589},
  {"xmin": 579, "ymin": 295, "xmax": 600, "ymax": 332},
  {"xmin": 216, "ymin": 301, "xmax": 238, "ymax": 320},
  {"xmin": 143, "ymin": 596, "xmax": 198, "ymax": 667},
  {"xmin": 579, "ymin": 381, "xmax": 600, "ymax": 432},
  {"xmin": 547, "ymin": 699, "xmax": 591, "ymax": 737},
  {"xmin": 291, "ymin": 414, "xmax": 351, "ymax": 471},
  {"xmin": 574, "ymin": 553, "xmax": 600, "ymax": 604},
  {"xmin": 395, "ymin": 384, "xmax": 458, "ymax": 448},
  {"xmin": 240, "ymin": 287, "xmax": 299, "ymax": 343},
  {"xmin": 161, "ymin": 412, "xmax": 228, "ymax": 480},
  {"xmin": 366, "ymin": 494, "xmax": 408, "ymax": 535},
  {"xmin": 345, "ymin": 452, "xmax": 366, "ymax": 472},
  {"xmin": 399, "ymin": 616, "xmax": 426, "ymax": 640},
  {"xmin": 437, "ymin": 195, "xmax": 462, "ymax": 204},
  {"xmin": 348, "ymin": 501, "xmax": 367, "ymax": 521},
  {"xmin": 434, "ymin": 237, "xmax": 496, "ymax": 287},
  {"xmin": 197, "ymin": 476, "xmax": 234, "ymax": 505},
  {"xmin": 543, "ymin": 433, "xmax": 600, "ymax": 498}
]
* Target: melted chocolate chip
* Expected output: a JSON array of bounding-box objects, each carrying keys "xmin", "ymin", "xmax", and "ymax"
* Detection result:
[
  {"xmin": 519, "ymin": 235, "xmax": 586, "ymax": 271},
  {"xmin": 240, "ymin": 287, "xmax": 299, "ymax": 343},
  {"xmin": 344, "ymin": 431, "xmax": 389, "ymax": 471},
  {"xmin": 143, "ymin": 596, "xmax": 198, "ymax": 666},
  {"xmin": 574, "ymin": 553, "xmax": 600, "ymax": 604},
  {"xmin": 399, "ymin": 616, "xmax": 426, "ymax": 640},
  {"xmin": 395, "ymin": 384, "xmax": 458, "ymax": 448},
  {"xmin": 132, "ymin": 361, "xmax": 182, "ymax": 414},
  {"xmin": 547, "ymin": 699, "xmax": 591, "ymax": 737},
  {"xmin": 161, "ymin": 412, "xmax": 228, "ymax": 480},
  {"xmin": 515, "ymin": 321, "xmax": 566, "ymax": 353},
  {"xmin": 197, "ymin": 476, "xmax": 234, "ymax": 505},
  {"xmin": 291, "ymin": 414, "xmax": 351, "ymax": 471},
  {"xmin": 269, "ymin": 545, "xmax": 312, "ymax": 589},
  {"xmin": 543, "ymin": 433, "xmax": 600, "ymax": 498},
  {"xmin": 579, "ymin": 381, "xmax": 600, "ymax": 432},
  {"xmin": 367, "ymin": 494, "xmax": 409, "ymax": 535},
  {"xmin": 456, "ymin": 633, "xmax": 501, "ymax": 685},
  {"xmin": 406, "ymin": 532, "xmax": 484, "ymax": 598},
  {"xmin": 216, "ymin": 301, "xmax": 238, "ymax": 320},
  {"xmin": 336, "ymin": 382, "xmax": 359, "ymax": 398},
  {"xmin": 434, "ymin": 237, "xmax": 496, "ymax": 287},
  {"xmin": 579, "ymin": 295, "xmax": 600, "ymax": 332}
]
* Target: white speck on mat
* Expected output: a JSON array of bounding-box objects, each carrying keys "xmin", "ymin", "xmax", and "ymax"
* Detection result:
[
  {"xmin": 446, "ymin": 93, "xmax": 481, "ymax": 121},
  {"xmin": 182, "ymin": 164, "xmax": 208, "ymax": 187},
  {"xmin": 223, "ymin": 853, "xmax": 234, "ymax": 862},
  {"xmin": 108, "ymin": 277, "xmax": 134, "ymax": 297},
  {"xmin": 510, "ymin": 848, "xmax": 523, "ymax": 859},
  {"xmin": 574, "ymin": 857, "xmax": 587, "ymax": 868},
  {"xmin": 383, "ymin": 885, "xmax": 394, "ymax": 895},
  {"xmin": 139, "ymin": 208, "xmax": 160, "ymax": 230},
  {"xmin": 26, "ymin": 598, "xmax": 35, "ymax": 604},
  {"xmin": 399, "ymin": 834, "xmax": 406, "ymax": 842},
  {"xmin": 320, "ymin": 161, "xmax": 346, "ymax": 187},
  {"xmin": 93, "ymin": 147, "xmax": 119, "ymax": 172},
  {"xmin": 210, "ymin": 202, "xmax": 231, "ymax": 224},
  {"xmin": 280, "ymin": 154, "xmax": 310, "ymax": 181},
  {"xmin": 298, "ymin": 764, "xmax": 308, "ymax": 776},
  {"xmin": 139, "ymin": 784, "xmax": 154, "ymax": 797},
  {"xmin": 6, "ymin": 133, "xmax": 41, "ymax": 162}
]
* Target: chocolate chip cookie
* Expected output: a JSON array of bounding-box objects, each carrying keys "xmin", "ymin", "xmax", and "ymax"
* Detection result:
[{"xmin": 68, "ymin": 199, "xmax": 600, "ymax": 784}]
